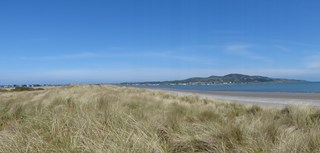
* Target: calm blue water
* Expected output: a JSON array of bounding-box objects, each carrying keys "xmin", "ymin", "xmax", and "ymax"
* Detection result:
[{"xmin": 137, "ymin": 82, "xmax": 320, "ymax": 93}]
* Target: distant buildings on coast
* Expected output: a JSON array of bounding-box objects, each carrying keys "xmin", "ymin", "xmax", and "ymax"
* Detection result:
[
  {"xmin": 0, "ymin": 84, "xmax": 64, "ymax": 88},
  {"xmin": 122, "ymin": 82, "xmax": 235, "ymax": 86}
]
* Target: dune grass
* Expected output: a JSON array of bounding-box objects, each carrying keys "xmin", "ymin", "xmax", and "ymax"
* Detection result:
[{"xmin": 0, "ymin": 85, "xmax": 320, "ymax": 152}]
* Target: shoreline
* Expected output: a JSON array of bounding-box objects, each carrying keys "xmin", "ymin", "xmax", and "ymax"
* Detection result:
[{"xmin": 151, "ymin": 88, "xmax": 320, "ymax": 107}]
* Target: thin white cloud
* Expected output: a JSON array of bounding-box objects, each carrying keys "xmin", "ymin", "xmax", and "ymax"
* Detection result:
[
  {"xmin": 18, "ymin": 51, "xmax": 149, "ymax": 61},
  {"xmin": 273, "ymin": 45, "xmax": 292, "ymax": 53},
  {"xmin": 19, "ymin": 52, "xmax": 102, "ymax": 60},
  {"xmin": 146, "ymin": 52, "xmax": 218, "ymax": 66},
  {"xmin": 307, "ymin": 62, "xmax": 320, "ymax": 69},
  {"xmin": 6, "ymin": 44, "xmax": 320, "ymax": 84},
  {"xmin": 211, "ymin": 30, "xmax": 244, "ymax": 35},
  {"xmin": 29, "ymin": 38, "xmax": 49, "ymax": 41},
  {"xmin": 305, "ymin": 54, "xmax": 320, "ymax": 69},
  {"xmin": 223, "ymin": 44, "xmax": 272, "ymax": 62},
  {"xmin": 17, "ymin": 50, "xmax": 219, "ymax": 66},
  {"xmin": 225, "ymin": 44, "xmax": 252, "ymax": 51}
]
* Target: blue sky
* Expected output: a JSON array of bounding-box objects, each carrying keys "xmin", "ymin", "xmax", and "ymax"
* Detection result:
[{"xmin": 1, "ymin": 0, "xmax": 320, "ymax": 84}]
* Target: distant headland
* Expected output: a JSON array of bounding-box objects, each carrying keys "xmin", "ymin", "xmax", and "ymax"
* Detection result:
[{"xmin": 121, "ymin": 74, "xmax": 306, "ymax": 86}]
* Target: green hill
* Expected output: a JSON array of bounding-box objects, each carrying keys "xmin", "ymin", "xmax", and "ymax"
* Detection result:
[{"xmin": 122, "ymin": 73, "xmax": 305, "ymax": 85}]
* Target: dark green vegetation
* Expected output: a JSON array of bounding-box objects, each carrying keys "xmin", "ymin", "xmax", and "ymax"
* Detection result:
[{"xmin": 122, "ymin": 73, "xmax": 305, "ymax": 85}]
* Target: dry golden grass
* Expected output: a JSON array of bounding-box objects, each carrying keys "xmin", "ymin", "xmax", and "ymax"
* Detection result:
[{"xmin": 1, "ymin": 85, "xmax": 320, "ymax": 152}]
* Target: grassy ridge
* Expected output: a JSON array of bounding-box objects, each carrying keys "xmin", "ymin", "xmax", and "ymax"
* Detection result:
[{"xmin": 0, "ymin": 85, "xmax": 320, "ymax": 152}]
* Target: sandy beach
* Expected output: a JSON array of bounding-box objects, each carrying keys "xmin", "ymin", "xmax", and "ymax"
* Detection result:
[{"xmin": 155, "ymin": 88, "xmax": 320, "ymax": 107}]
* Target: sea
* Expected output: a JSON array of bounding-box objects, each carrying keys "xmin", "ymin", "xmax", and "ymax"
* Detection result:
[{"xmin": 134, "ymin": 82, "xmax": 320, "ymax": 93}]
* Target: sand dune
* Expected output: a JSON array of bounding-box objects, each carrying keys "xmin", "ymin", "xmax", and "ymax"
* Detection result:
[{"xmin": 156, "ymin": 88, "xmax": 320, "ymax": 107}]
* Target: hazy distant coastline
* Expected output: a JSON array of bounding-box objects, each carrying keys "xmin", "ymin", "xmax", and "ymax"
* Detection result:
[{"xmin": 121, "ymin": 73, "xmax": 306, "ymax": 86}]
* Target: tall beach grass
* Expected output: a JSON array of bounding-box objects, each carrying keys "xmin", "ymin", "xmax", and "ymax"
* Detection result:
[{"xmin": 0, "ymin": 85, "xmax": 320, "ymax": 152}]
